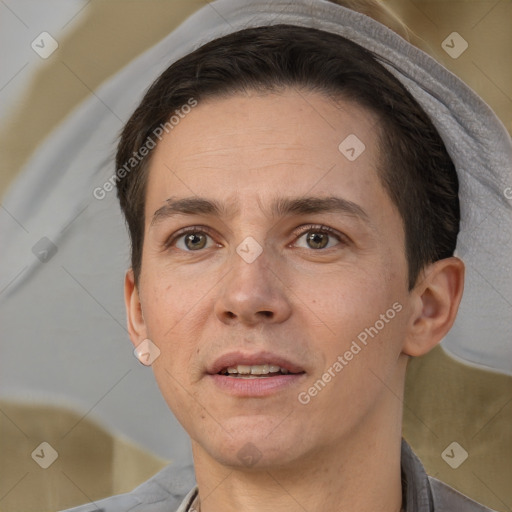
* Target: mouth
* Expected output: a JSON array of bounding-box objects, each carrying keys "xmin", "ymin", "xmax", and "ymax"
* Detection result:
[
  {"xmin": 206, "ymin": 351, "xmax": 306, "ymax": 397},
  {"xmin": 218, "ymin": 364, "xmax": 303, "ymax": 378},
  {"xmin": 207, "ymin": 351, "xmax": 306, "ymax": 376}
]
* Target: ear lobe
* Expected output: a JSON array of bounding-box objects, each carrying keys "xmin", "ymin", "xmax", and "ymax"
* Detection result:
[
  {"xmin": 124, "ymin": 268, "xmax": 147, "ymax": 348},
  {"xmin": 403, "ymin": 257, "xmax": 465, "ymax": 357}
]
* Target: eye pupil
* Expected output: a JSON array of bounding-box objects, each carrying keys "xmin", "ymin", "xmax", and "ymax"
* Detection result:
[
  {"xmin": 307, "ymin": 232, "xmax": 328, "ymax": 249},
  {"xmin": 185, "ymin": 233, "xmax": 207, "ymax": 250}
]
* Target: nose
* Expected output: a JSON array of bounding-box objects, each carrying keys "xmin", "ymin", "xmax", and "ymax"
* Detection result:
[{"xmin": 214, "ymin": 243, "xmax": 292, "ymax": 327}]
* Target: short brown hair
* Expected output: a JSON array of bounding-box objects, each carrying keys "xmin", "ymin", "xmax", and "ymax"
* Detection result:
[{"xmin": 116, "ymin": 24, "xmax": 459, "ymax": 290}]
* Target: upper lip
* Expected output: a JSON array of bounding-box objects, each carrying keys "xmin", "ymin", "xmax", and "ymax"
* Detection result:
[{"xmin": 207, "ymin": 350, "xmax": 306, "ymax": 375}]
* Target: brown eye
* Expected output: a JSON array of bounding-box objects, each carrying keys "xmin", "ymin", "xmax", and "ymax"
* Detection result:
[
  {"xmin": 165, "ymin": 227, "xmax": 216, "ymax": 252},
  {"xmin": 305, "ymin": 232, "xmax": 330, "ymax": 249},
  {"xmin": 183, "ymin": 232, "xmax": 208, "ymax": 250},
  {"xmin": 293, "ymin": 225, "xmax": 347, "ymax": 250}
]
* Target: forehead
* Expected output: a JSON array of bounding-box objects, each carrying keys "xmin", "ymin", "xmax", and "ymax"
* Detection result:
[
  {"xmin": 142, "ymin": 89, "xmax": 406, "ymax": 284},
  {"xmin": 145, "ymin": 89, "xmax": 387, "ymax": 212}
]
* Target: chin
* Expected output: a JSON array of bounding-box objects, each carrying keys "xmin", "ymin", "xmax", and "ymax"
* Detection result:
[
  {"xmin": 213, "ymin": 442, "xmax": 300, "ymax": 471},
  {"xmin": 199, "ymin": 419, "xmax": 308, "ymax": 470}
]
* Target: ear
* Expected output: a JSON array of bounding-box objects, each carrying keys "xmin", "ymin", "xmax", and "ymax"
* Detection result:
[
  {"xmin": 124, "ymin": 268, "xmax": 147, "ymax": 348},
  {"xmin": 403, "ymin": 256, "xmax": 465, "ymax": 357}
]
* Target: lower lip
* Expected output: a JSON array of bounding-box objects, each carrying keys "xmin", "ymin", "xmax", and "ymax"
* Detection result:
[{"xmin": 208, "ymin": 373, "xmax": 306, "ymax": 397}]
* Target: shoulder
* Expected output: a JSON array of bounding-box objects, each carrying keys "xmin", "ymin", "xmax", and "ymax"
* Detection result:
[
  {"xmin": 429, "ymin": 476, "xmax": 499, "ymax": 512},
  {"xmin": 58, "ymin": 462, "xmax": 196, "ymax": 512}
]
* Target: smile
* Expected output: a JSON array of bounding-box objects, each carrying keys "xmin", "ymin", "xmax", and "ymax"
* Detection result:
[{"xmin": 219, "ymin": 364, "xmax": 296, "ymax": 377}]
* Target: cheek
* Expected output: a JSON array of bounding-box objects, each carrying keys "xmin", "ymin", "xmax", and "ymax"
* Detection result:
[
  {"xmin": 304, "ymin": 279, "xmax": 407, "ymax": 408},
  {"xmin": 140, "ymin": 282, "xmax": 167, "ymax": 336},
  {"xmin": 300, "ymin": 263, "xmax": 405, "ymax": 364},
  {"xmin": 140, "ymin": 271, "xmax": 190, "ymax": 336},
  {"xmin": 140, "ymin": 273, "xmax": 206, "ymax": 372}
]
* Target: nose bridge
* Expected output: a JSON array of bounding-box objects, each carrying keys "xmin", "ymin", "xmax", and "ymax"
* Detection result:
[
  {"xmin": 230, "ymin": 234, "xmax": 275, "ymax": 296},
  {"xmin": 226, "ymin": 198, "xmax": 275, "ymax": 274},
  {"xmin": 214, "ymin": 233, "xmax": 291, "ymax": 325}
]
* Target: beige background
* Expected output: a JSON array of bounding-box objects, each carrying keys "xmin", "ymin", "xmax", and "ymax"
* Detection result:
[{"xmin": 0, "ymin": 1, "xmax": 511, "ymax": 511}]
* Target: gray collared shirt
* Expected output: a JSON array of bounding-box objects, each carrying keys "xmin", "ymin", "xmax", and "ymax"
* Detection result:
[{"xmin": 60, "ymin": 438, "xmax": 498, "ymax": 512}]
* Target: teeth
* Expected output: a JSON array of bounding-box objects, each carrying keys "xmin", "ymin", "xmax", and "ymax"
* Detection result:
[
  {"xmin": 223, "ymin": 364, "xmax": 290, "ymax": 376},
  {"xmin": 237, "ymin": 365, "xmax": 252, "ymax": 374}
]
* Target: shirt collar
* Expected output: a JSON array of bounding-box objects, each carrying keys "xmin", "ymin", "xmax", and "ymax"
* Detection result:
[{"xmin": 401, "ymin": 437, "xmax": 435, "ymax": 512}]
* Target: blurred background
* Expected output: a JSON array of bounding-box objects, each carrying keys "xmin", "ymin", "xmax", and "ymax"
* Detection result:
[{"xmin": 0, "ymin": 1, "xmax": 511, "ymax": 511}]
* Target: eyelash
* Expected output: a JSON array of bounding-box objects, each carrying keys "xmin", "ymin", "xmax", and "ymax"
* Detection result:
[{"xmin": 164, "ymin": 224, "xmax": 348, "ymax": 251}]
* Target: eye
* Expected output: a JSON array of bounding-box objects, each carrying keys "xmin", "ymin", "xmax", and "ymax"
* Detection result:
[
  {"xmin": 293, "ymin": 224, "xmax": 348, "ymax": 250},
  {"xmin": 164, "ymin": 224, "xmax": 348, "ymax": 253},
  {"xmin": 165, "ymin": 226, "xmax": 217, "ymax": 251}
]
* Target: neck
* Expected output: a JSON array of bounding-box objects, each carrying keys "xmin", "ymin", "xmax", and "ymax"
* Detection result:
[{"xmin": 191, "ymin": 376, "xmax": 406, "ymax": 512}]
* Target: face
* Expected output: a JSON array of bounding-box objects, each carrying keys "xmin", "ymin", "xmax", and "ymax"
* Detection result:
[{"xmin": 126, "ymin": 89, "xmax": 415, "ymax": 469}]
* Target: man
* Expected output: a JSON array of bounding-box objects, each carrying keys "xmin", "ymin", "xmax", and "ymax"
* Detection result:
[{"xmin": 62, "ymin": 0, "xmax": 509, "ymax": 511}]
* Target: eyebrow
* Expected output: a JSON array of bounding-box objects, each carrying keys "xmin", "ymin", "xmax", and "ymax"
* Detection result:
[{"xmin": 150, "ymin": 195, "xmax": 371, "ymax": 227}]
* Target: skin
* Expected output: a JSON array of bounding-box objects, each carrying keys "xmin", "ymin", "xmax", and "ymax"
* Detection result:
[{"xmin": 125, "ymin": 88, "xmax": 465, "ymax": 512}]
